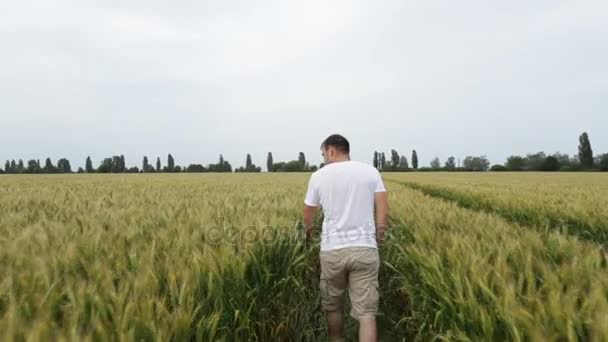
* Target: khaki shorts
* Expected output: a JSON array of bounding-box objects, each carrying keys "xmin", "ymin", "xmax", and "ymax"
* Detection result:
[{"xmin": 319, "ymin": 246, "xmax": 380, "ymax": 320}]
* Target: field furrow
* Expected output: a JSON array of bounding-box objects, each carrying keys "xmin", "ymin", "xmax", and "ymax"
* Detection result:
[
  {"xmin": 384, "ymin": 173, "xmax": 608, "ymax": 247},
  {"xmin": 383, "ymin": 182, "xmax": 608, "ymax": 341}
]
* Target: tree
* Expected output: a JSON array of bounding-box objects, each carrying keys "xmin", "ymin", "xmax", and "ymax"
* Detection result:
[
  {"xmin": 505, "ymin": 156, "xmax": 526, "ymax": 171},
  {"xmin": 17, "ymin": 160, "xmax": 25, "ymax": 173},
  {"xmin": 540, "ymin": 156, "xmax": 560, "ymax": 171},
  {"xmin": 390, "ymin": 150, "xmax": 400, "ymax": 168},
  {"xmin": 463, "ymin": 156, "xmax": 490, "ymax": 171},
  {"xmin": 246, "ymin": 154, "xmax": 253, "ymax": 169},
  {"xmin": 598, "ymin": 154, "xmax": 608, "ymax": 171},
  {"xmin": 552, "ymin": 152, "xmax": 572, "ymax": 167},
  {"xmin": 10, "ymin": 160, "xmax": 17, "ymax": 173},
  {"xmin": 44, "ymin": 158, "xmax": 56, "ymax": 173},
  {"xmin": 430, "ymin": 157, "xmax": 441, "ymax": 169},
  {"xmin": 156, "ymin": 157, "xmax": 161, "ymax": 172},
  {"xmin": 57, "ymin": 158, "xmax": 72, "ymax": 173},
  {"xmin": 4, "ymin": 161, "xmax": 9, "ymax": 173},
  {"xmin": 208, "ymin": 155, "xmax": 232, "ymax": 172},
  {"xmin": 298, "ymin": 152, "xmax": 306, "ymax": 168},
  {"xmin": 399, "ymin": 156, "xmax": 409, "ymax": 169},
  {"xmin": 26, "ymin": 159, "xmax": 41, "ymax": 173},
  {"xmin": 86, "ymin": 156, "xmax": 94, "ymax": 173},
  {"xmin": 490, "ymin": 164, "xmax": 508, "ymax": 171},
  {"xmin": 111, "ymin": 156, "xmax": 123, "ymax": 173},
  {"xmin": 97, "ymin": 158, "xmax": 113, "ymax": 173},
  {"xmin": 236, "ymin": 154, "xmax": 261, "ymax": 173},
  {"xmin": 578, "ymin": 132, "xmax": 594, "ymax": 168},
  {"xmin": 267, "ymin": 152, "xmax": 274, "ymax": 172},
  {"xmin": 236, "ymin": 164, "xmax": 262, "ymax": 173},
  {"xmin": 380, "ymin": 153, "xmax": 386, "ymax": 171},
  {"xmin": 445, "ymin": 156, "xmax": 456, "ymax": 170},
  {"xmin": 412, "ymin": 150, "xmax": 418, "ymax": 169},
  {"xmin": 276, "ymin": 160, "xmax": 304, "ymax": 172},
  {"xmin": 143, "ymin": 156, "xmax": 150, "ymax": 172},
  {"xmin": 270, "ymin": 156, "xmax": 314, "ymax": 172},
  {"xmin": 167, "ymin": 154, "xmax": 175, "ymax": 172},
  {"xmin": 373, "ymin": 151, "xmax": 379, "ymax": 169},
  {"xmin": 525, "ymin": 152, "xmax": 547, "ymax": 171},
  {"xmin": 186, "ymin": 164, "xmax": 206, "ymax": 172},
  {"xmin": 94, "ymin": 155, "xmax": 127, "ymax": 173}
]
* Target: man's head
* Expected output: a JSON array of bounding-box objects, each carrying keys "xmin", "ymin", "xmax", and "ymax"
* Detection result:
[{"xmin": 321, "ymin": 134, "xmax": 350, "ymax": 164}]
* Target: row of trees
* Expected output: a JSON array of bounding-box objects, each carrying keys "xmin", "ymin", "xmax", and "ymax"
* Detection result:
[
  {"xmin": 2, "ymin": 158, "xmax": 74, "ymax": 174},
  {"xmin": 266, "ymin": 152, "xmax": 319, "ymax": 172},
  {"xmin": 491, "ymin": 152, "xmax": 608, "ymax": 172},
  {"xmin": 490, "ymin": 132, "xmax": 607, "ymax": 171},
  {"xmin": 0, "ymin": 153, "xmax": 319, "ymax": 174},
  {"xmin": 2, "ymin": 133, "xmax": 605, "ymax": 174},
  {"xmin": 0, "ymin": 154, "xmax": 235, "ymax": 174},
  {"xmin": 370, "ymin": 133, "xmax": 606, "ymax": 172},
  {"xmin": 372, "ymin": 149, "xmax": 492, "ymax": 172},
  {"xmin": 373, "ymin": 149, "xmax": 419, "ymax": 171}
]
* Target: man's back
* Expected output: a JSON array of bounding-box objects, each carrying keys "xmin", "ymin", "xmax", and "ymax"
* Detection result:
[{"xmin": 304, "ymin": 160, "xmax": 386, "ymax": 251}]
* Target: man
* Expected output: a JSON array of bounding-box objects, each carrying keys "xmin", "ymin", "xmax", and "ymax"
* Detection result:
[{"xmin": 303, "ymin": 134, "xmax": 389, "ymax": 342}]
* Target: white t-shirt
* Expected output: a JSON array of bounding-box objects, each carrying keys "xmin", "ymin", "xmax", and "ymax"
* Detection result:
[{"xmin": 304, "ymin": 160, "xmax": 387, "ymax": 251}]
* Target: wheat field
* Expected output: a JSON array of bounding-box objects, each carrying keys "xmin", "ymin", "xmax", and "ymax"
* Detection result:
[{"xmin": 1, "ymin": 173, "xmax": 607, "ymax": 341}]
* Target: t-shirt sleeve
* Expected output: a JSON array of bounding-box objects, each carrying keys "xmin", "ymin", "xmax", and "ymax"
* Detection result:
[
  {"xmin": 374, "ymin": 171, "xmax": 387, "ymax": 193},
  {"xmin": 304, "ymin": 174, "xmax": 321, "ymax": 207}
]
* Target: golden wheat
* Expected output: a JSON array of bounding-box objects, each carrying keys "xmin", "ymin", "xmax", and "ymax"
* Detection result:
[{"xmin": 1, "ymin": 172, "xmax": 607, "ymax": 341}]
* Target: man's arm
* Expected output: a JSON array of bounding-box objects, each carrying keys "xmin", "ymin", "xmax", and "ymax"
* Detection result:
[
  {"xmin": 303, "ymin": 205, "xmax": 319, "ymax": 240},
  {"xmin": 303, "ymin": 173, "xmax": 320, "ymax": 241},
  {"xmin": 374, "ymin": 191, "xmax": 389, "ymax": 246}
]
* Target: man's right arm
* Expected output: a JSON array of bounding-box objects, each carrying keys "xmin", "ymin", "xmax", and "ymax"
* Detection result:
[
  {"xmin": 374, "ymin": 191, "xmax": 389, "ymax": 246},
  {"xmin": 304, "ymin": 173, "xmax": 321, "ymax": 241}
]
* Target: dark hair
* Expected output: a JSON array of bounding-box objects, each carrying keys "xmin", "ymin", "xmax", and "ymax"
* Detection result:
[{"xmin": 321, "ymin": 134, "xmax": 350, "ymax": 154}]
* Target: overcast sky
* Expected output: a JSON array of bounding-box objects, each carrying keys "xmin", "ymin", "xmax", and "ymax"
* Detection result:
[{"xmin": 1, "ymin": 0, "xmax": 606, "ymax": 170}]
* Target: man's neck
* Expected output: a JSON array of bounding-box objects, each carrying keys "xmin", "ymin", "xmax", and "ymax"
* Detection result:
[{"xmin": 330, "ymin": 155, "xmax": 350, "ymax": 163}]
